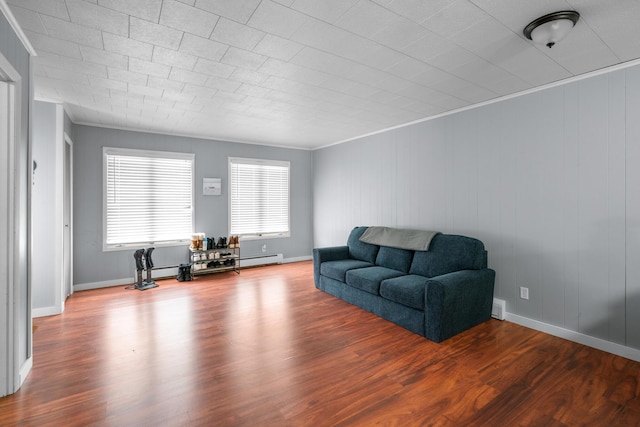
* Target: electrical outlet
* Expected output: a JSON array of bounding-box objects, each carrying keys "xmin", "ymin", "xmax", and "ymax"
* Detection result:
[
  {"xmin": 520, "ymin": 286, "xmax": 529, "ymax": 300},
  {"xmin": 262, "ymin": 244, "xmax": 267, "ymax": 253}
]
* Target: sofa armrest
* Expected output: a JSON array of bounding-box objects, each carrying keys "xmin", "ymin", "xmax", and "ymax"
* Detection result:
[
  {"xmin": 312, "ymin": 246, "xmax": 350, "ymax": 287},
  {"xmin": 424, "ymin": 268, "xmax": 496, "ymax": 343}
]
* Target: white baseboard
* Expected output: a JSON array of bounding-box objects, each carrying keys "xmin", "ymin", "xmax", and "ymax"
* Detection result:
[
  {"xmin": 240, "ymin": 253, "xmax": 283, "ymax": 268},
  {"xmin": 74, "ymin": 257, "xmax": 312, "ymax": 291},
  {"xmin": 240, "ymin": 254, "xmax": 311, "ymax": 266},
  {"xmin": 32, "ymin": 306, "xmax": 63, "ymax": 318},
  {"xmin": 152, "ymin": 267, "xmax": 178, "ymax": 279},
  {"xmin": 283, "ymin": 255, "xmax": 312, "ymax": 263},
  {"xmin": 506, "ymin": 312, "xmax": 640, "ymax": 363},
  {"xmin": 18, "ymin": 357, "xmax": 32, "ymax": 390},
  {"xmin": 131, "ymin": 267, "xmax": 179, "ymax": 284},
  {"xmin": 74, "ymin": 277, "xmax": 131, "ymax": 291}
]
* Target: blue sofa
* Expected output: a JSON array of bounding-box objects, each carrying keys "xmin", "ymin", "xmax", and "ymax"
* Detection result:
[{"xmin": 313, "ymin": 227, "xmax": 496, "ymax": 342}]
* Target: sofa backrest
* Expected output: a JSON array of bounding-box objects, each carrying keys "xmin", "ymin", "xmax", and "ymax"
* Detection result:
[
  {"xmin": 376, "ymin": 246, "xmax": 414, "ymax": 273},
  {"xmin": 347, "ymin": 226, "xmax": 379, "ymax": 263},
  {"xmin": 409, "ymin": 234, "xmax": 487, "ymax": 278}
]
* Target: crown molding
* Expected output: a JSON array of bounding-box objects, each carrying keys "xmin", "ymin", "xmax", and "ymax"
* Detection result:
[{"xmin": 0, "ymin": 0, "xmax": 37, "ymax": 56}]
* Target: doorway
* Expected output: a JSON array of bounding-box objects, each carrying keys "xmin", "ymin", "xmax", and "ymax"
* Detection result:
[{"xmin": 63, "ymin": 134, "xmax": 73, "ymax": 300}]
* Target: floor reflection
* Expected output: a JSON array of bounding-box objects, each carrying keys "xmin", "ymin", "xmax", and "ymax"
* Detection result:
[
  {"xmin": 102, "ymin": 295, "xmax": 196, "ymax": 418},
  {"xmin": 225, "ymin": 276, "xmax": 297, "ymax": 400}
]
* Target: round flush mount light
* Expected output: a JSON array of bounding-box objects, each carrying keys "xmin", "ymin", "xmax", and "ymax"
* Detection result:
[{"xmin": 523, "ymin": 11, "xmax": 580, "ymax": 48}]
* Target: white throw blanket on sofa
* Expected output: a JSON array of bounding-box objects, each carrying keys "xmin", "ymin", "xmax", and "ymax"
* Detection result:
[{"xmin": 359, "ymin": 227, "xmax": 440, "ymax": 251}]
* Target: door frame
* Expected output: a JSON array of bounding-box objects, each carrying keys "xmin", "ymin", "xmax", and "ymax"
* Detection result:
[
  {"xmin": 52, "ymin": 105, "xmax": 73, "ymax": 312},
  {"xmin": 63, "ymin": 131, "xmax": 73, "ymax": 300},
  {"xmin": 0, "ymin": 51, "xmax": 31, "ymax": 397}
]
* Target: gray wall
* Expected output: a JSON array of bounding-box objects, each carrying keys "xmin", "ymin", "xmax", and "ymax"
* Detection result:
[
  {"xmin": 0, "ymin": 10, "xmax": 31, "ymax": 384},
  {"xmin": 31, "ymin": 101, "xmax": 57, "ymax": 310},
  {"xmin": 73, "ymin": 125, "xmax": 313, "ymax": 286},
  {"xmin": 314, "ymin": 63, "xmax": 640, "ymax": 351}
]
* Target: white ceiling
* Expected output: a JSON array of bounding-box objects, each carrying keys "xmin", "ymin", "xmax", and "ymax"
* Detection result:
[{"xmin": 8, "ymin": 0, "xmax": 640, "ymax": 149}]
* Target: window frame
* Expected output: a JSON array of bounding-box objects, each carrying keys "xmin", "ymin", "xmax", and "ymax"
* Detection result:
[
  {"xmin": 102, "ymin": 147, "xmax": 194, "ymax": 251},
  {"xmin": 228, "ymin": 157, "xmax": 291, "ymax": 241}
]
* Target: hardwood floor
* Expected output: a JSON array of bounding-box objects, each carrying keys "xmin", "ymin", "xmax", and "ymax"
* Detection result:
[{"xmin": 1, "ymin": 260, "xmax": 639, "ymax": 426}]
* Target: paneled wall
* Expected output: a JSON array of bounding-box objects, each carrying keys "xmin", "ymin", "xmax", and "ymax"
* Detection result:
[{"xmin": 314, "ymin": 64, "xmax": 640, "ymax": 350}]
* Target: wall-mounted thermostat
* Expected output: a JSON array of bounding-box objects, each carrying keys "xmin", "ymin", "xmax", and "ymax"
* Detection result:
[{"xmin": 203, "ymin": 177, "xmax": 221, "ymax": 195}]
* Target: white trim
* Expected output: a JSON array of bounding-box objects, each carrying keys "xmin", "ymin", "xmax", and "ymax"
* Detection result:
[
  {"xmin": 103, "ymin": 239, "xmax": 192, "ymax": 252},
  {"xmin": 32, "ymin": 306, "xmax": 63, "ymax": 318},
  {"xmin": 240, "ymin": 253, "xmax": 283, "ymax": 268},
  {"xmin": 13, "ymin": 73, "xmax": 32, "ymax": 392},
  {"xmin": 0, "ymin": 0, "xmax": 37, "ymax": 56},
  {"xmin": 17, "ymin": 357, "xmax": 31, "ymax": 390},
  {"xmin": 103, "ymin": 146, "xmax": 195, "ymax": 161},
  {"xmin": 74, "ymin": 277, "xmax": 132, "ymax": 291},
  {"xmin": 0, "ymin": 73, "xmax": 11, "ymax": 398},
  {"xmin": 318, "ymin": 57, "xmax": 640, "ymax": 150},
  {"xmin": 283, "ymin": 255, "xmax": 312, "ymax": 263},
  {"xmin": 239, "ymin": 233, "xmax": 290, "ymax": 242},
  {"xmin": 132, "ymin": 267, "xmax": 180, "ymax": 283},
  {"xmin": 0, "ymin": 46, "xmax": 20, "ymax": 83},
  {"xmin": 506, "ymin": 313, "xmax": 640, "ymax": 363},
  {"xmin": 54, "ymin": 105, "xmax": 64, "ymax": 314},
  {"xmin": 151, "ymin": 267, "xmax": 179, "ymax": 279},
  {"xmin": 8, "ymin": 81, "xmax": 16, "ymax": 391},
  {"xmin": 77, "ymin": 259, "xmax": 312, "ymax": 289},
  {"xmin": 239, "ymin": 254, "xmax": 311, "ymax": 268},
  {"xmin": 0, "ymin": 51, "xmax": 31, "ymax": 397},
  {"xmin": 64, "ymin": 132, "xmax": 73, "ymax": 297},
  {"xmin": 70, "ymin": 119, "xmax": 313, "ymax": 151}
]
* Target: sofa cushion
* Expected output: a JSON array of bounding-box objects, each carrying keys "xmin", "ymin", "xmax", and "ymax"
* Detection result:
[
  {"xmin": 410, "ymin": 234, "xmax": 487, "ymax": 278},
  {"xmin": 376, "ymin": 246, "xmax": 414, "ymax": 273},
  {"xmin": 321, "ymin": 259, "xmax": 373, "ymax": 282},
  {"xmin": 345, "ymin": 266, "xmax": 405, "ymax": 295},
  {"xmin": 347, "ymin": 227, "xmax": 379, "ymax": 263},
  {"xmin": 380, "ymin": 275, "xmax": 428, "ymax": 310}
]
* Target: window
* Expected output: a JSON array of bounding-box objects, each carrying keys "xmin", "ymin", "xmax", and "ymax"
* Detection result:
[
  {"xmin": 229, "ymin": 157, "xmax": 290, "ymax": 239},
  {"xmin": 103, "ymin": 147, "xmax": 194, "ymax": 250}
]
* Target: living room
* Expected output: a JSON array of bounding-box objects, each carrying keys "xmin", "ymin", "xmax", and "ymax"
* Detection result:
[{"xmin": 3, "ymin": 0, "xmax": 640, "ymax": 424}]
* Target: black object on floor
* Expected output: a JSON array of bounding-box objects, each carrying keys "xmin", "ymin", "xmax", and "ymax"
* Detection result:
[{"xmin": 133, "ymin": 247, "xmax": 159, "ymax": 291}]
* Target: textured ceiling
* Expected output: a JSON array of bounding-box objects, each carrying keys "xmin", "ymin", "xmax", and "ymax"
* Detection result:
[{"xmin": 7, "ymin": 0, "xmax": 640, "ymax": 149}]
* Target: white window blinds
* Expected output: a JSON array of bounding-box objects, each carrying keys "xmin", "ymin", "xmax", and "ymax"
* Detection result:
[
  {"xmin": 103, "ymin": 148, "xmax": 194, "ymax": 250},
  {"xmin": 229, "ymin": 157, "xmax": 290, "ymax": 238}
]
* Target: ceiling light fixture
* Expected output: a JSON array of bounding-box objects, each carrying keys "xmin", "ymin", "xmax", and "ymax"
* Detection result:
[{"xmin": 523, "ymin": 11, "xmax": 580, "ymax": 48}]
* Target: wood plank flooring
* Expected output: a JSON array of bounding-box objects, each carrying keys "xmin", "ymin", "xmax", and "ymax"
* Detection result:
[{"xmin": 1, "ymin": 260, "xmax": 639, "ymax": 426}]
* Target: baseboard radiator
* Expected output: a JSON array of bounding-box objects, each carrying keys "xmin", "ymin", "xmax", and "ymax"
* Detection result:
[
  {"xmin": 240, "ymin": 253, "xmax": 283, "ymax": 268},
  {"xmin": 131, "ymin": 265, "xmax": 179, "ymax": 283},
  {"xmin": 151, "ymin": 266, "xmax": 180, "ymax": 279},
  {"xmin": 129, "ymin": 254, "xmax": 284, "ymax": 282}
]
